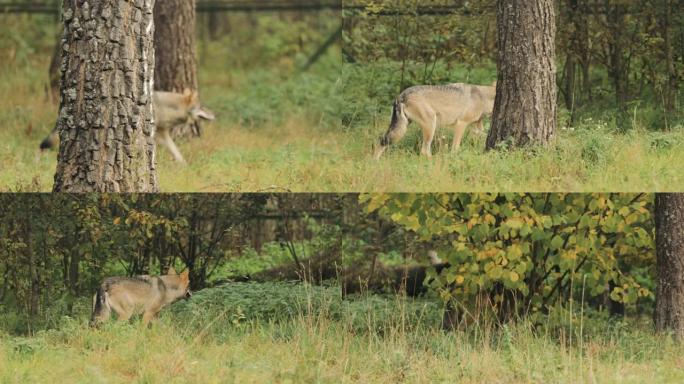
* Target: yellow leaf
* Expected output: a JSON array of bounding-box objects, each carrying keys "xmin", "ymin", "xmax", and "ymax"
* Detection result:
[
  {"xmin": 113, "ymin": 217, "xmax": 121, "ymax": 225},
  {"xmin": 455, "ymin": 275, "xmax": 465, "ymax": 284},
  {"xmin": 509, "ymin": 272, "xmax": 519, "ymax": 282}
]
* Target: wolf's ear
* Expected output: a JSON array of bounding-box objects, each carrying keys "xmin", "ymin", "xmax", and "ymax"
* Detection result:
[
  {"xmin": 167, "ymin": 266, "xmax": 177, "ymax": 275},
  {"xmin": 180, "ymin": 270, "xmax": 190, "ymax": 282}
]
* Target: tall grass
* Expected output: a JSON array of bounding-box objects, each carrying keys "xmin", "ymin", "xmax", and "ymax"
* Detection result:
[{"xmin": 1, "ymin": 282, "xmax": 683, "ymax": 383}]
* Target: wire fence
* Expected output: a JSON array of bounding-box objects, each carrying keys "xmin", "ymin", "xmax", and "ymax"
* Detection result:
[{"xmin": 0, "ymin": 0, "xmax": 341, "ymax": 14}]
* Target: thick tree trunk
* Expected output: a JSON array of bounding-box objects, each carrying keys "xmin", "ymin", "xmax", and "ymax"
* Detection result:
[
  {"xmin": 486, "ymin": 0, "xmax": 557, "ymax": 150},
  {"xmin": 153, "ymin": 0, "xmax": 198, "ymax": 138},
  {"xmin": 53, "ymin": 0, "xmax": 158, "ymax": 192},
  {"xmin": 655, "ymin": 193, "xmax": 684, "ymax": 340}
]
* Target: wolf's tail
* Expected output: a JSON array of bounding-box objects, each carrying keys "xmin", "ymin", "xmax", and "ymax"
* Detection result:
[
  {"xmin": 374, "ymin": 99, "xmax": 409, "ymax": 159},
  {"xmin": 39, "ymin": 129, "xmax": 58, "ymax": 151},
  {"xmin": 90, "ymin": 286, "xmax": 109, "ymax": 327}
]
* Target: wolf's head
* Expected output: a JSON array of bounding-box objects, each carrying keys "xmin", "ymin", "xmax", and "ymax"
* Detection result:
[
  {"xmin": 162, "ymin": 267, "xmax": 192, "ymax": 302},
  {"xmin": 178, "ymin": 89, "xmax": 216, "ymax": 137}
]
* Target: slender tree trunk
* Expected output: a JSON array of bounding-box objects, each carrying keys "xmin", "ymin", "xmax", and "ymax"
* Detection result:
[
  {"xmin": 662, "ymin": 0, "xmax": 676, "ymax": 116},
  {"xmin": 48, "ymin": 32, "xmax": 62, "ymax": 103},
  {"xmin": 655, "ymin": 193, "xmax": 684, "ymax": 340},
  {"xmin": 153, "ymin": 0, "xmax": 197, "ymax": 92},
  {"xmin": 563, "ymin": 0, "xmax": 582, "ymax": 122},
  {"xmin": 578, "ymin": 0, "xmax": 591, "ymax": 103},
  {"xmin": 153, "ymin": 0, "xmax": 198, "ymax": 138},
  {"xmin": 486, "ymin": 0, "xmax": 557, "ymax": 150},
  {"xmin": 53, "ymin": 0, "xmax": 158, "ymax": 192},
  {"xmin": 606, "ymin": 3, "xmax": 630, "ymax": 131}
]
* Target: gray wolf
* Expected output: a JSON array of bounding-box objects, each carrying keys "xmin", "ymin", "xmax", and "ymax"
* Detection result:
[
  {"xmin": 40, "ymin": 89, "xmax": 215, "ymax": 163},
  {"xmin": 90, "ymin": 267, "xmax": 191, "ymax": 327},
  {"xmin": 373, "ymin": 82, "xmax": 496, "ymax": 159}
]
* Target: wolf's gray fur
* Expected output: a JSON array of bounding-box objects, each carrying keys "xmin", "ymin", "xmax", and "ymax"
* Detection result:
[
  {"xmin": 40, "ymin": 90, "xmax": 215, "ymax": 164},
  {"xmin": 90, "ymin": 268, "xmax": 191, "ymax": 327},
  {"xmin": 374, "ymin": 82, "xmax": 496, "ymax": 159}
]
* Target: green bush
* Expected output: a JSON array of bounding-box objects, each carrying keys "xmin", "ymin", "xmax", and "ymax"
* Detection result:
[{"xmin": 168, "ymin": 282, "xmax": 443, "ymax": 337}]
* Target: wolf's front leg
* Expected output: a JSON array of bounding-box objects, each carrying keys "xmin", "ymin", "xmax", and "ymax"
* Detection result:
[
  {"xmin": 156, "ymin": 130, "xmax": 187, "ymax": 164},
  {"xmin": 142, "ymin": 310, "xmax": 159, "ymax": 326},
  {"xmin": 419, "ymin": 115, "xmax": 437, "ymax": 157},
  {"xmin": 451, "ymin": 121, "xmax": 468, "ymax": 153}
]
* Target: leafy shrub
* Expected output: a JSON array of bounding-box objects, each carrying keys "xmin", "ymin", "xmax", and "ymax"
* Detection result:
[{"xmin": 168, "ymin": 282, "xmax": 443, "ymax": 337}]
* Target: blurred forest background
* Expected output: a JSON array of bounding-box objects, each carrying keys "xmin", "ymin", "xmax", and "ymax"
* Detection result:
[
  {"xmin": 343, "ymin": 0, "xmax": 683, "ymax": 130},
  {"xmin": 3, "ymin": 193, "xmax": 684, "ymax": 382},
  {"xmin": 0, "ymin": 0, "xmax": 342, "ymax": 191},
  {"xmin": 0, "ymin": 192, "xmax": 659, "ymax": 333}
]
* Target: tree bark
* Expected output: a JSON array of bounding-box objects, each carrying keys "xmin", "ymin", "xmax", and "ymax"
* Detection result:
[
  {"xmin": 655, "ymin": 193, "xmax": 684, "ymax": 340},
  {"xmin": 661, "ymin": 0, "xmax": 676, "ymax": 117},
  {"xmin": 48, "ymin": 32, "xmax": 62, "ymax": 103},
  {"xmin": 153, "ymin": 0, "xmax": 198, "ymax": 138},
  {"xmin": 486, "ymin": 0, "xmax": 557, "ymax": 150},
  {"xmin": 153, "ymin": 0, "xmax": 197, "ymax": 92},
  {"xmin": 606, "ymin": 2, "xmax": 630, "ymax": 131},
  {"xmin": 53, "ymin": 0, "xmax": 158, "ymax": 192}
]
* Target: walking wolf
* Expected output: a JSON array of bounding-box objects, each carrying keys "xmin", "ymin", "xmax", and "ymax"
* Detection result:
[
  {"xmin": 374, "ymin": 82, "xmax": 496, "ymax": 159},
  {"xmin": 90, "ymin": 267, "xmax": 191, "ymax": 326},
  {"xmin": 40, "ymin": 90, "xmax": 215, "ymax": 163}
]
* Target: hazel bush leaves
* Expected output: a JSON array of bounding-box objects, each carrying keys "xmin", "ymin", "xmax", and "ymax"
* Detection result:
[{"xmin": 361, "ymin": 193, "xmax": 655, "ymax": 313}]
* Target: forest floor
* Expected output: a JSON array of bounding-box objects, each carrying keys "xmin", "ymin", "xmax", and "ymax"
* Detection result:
[{"xmin": 1, "ymin": 282, "xmax": 683, "ymax": 384}]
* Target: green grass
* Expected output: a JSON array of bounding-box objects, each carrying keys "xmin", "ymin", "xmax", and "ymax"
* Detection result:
[
  {"xmin": 2, "ymin": 282, "xmax": 683, "ymax": 383},
  {"xmin": 2, "ymin": 23, "xmax": 684, "ymax": 192},
  {"xmin": 2, "ymin": 55, "xmax": 684, "ymax": 191}
]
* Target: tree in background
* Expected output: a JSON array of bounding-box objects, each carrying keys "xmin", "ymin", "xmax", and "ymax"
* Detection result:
[
  {"xmin": 52, "ymin": 0, "xmax": 158, "ymax": 192},
  {"xmin": 655, "ymin": 193, "xmax": 684, "ymax": 340},
  {"xmin": 486, "ymin": 0, "xmax": 557, "ymax": 150},
  {"xmin": 153, "ymin": 0, "xmax": 200, "ymax": 138},
  {"xmin": 344, "ymin": 1, "xmax": 683, "ymax": 132}
]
